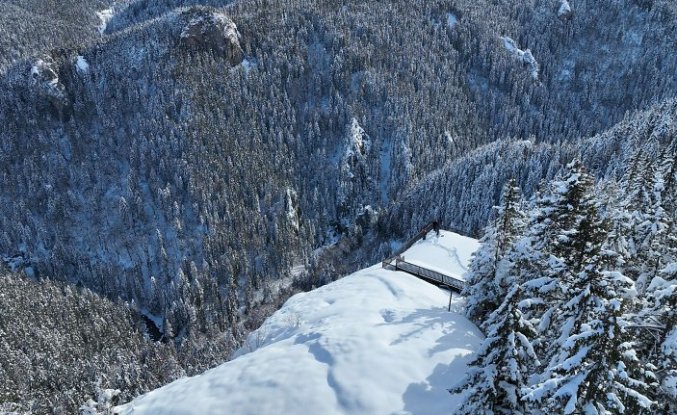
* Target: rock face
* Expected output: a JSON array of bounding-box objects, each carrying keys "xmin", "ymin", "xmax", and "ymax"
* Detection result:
[
  {"xmin": 337, "ymin": 119, "xmax": 377, "ymax": 224},
  {"xmin": 557, "ymin": 0, "xmax": 573, "ymax": 20},
  {"xmin": 180, "ymin": 9, "xmax": 244, "ymax": 66},
  {"xmin": 30, "ymin": 52, "xmax": 73, "ymax": 120}
]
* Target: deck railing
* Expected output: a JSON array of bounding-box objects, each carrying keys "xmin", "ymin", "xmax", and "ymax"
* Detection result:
[{"xmin": 382, "ymin": 256, "xmax": 466, "ymax": 292}]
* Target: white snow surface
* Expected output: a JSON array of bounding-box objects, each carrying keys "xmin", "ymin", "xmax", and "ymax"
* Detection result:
[
  {"xmin": 76, "ymin": 56, "xmax": 90, "ymax": 73},
  {"xmin": 402, "ymin": 232, "xmax": 477, "ymax": 280},
  {"xmin": 240, "ymin": 57, "xmax": 257, "ymax": 73},
  {"xmin": 500, "ymin": 36, "xmax": 540, "ymax": 80},
  {"xmin": 115, "ymin": 231, "xmax": 483, "ymax": 415},
  {"xmin": 447, "ymin": 12, "xmax": 458, "ymax": 29}
]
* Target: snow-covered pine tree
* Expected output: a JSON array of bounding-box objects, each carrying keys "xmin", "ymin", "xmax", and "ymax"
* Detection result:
[
  {"xmin": 619, "ymin": 145, "xmax": 665, "ymax": 292},
  {"xmin": 602, "ymin": 178, "xmax": 631, "ymax": 260},
  {"xmin": 651, "ymin": 140, "xmax": 677, "ymax": 270},
  {"xmin": 644, "ymin": 156, "xmax": 676, "ymax": 412},
  {"xmin": 653, "ymin": 142, "xmax": 677, "ymax": 414},
  {"xmin": 658, "ymin": 138, "xmax": 677, "ymax": 224},
  {"xmin": 623, "ymin": 148, "xmax": 653, "ymax": 210},
  {"xmin": 464, "ymin": 179, "xmax": 525, "ymax": 326},
  {"xmin": 525, "ymin": 266, "xmax": 656, "ymax": 414},
  {"xmin": 517, "ymin": 160, "xmax": 605, "ymax": 342},
  {"xmin": 628, "ymin": 142, "xmax": 676, "ymax": 382},
  {"xmin": 636, "ymin": 145, "xmax": 676, "ymax": 291},
  {"xmin": 524, "ymin": 161, "xmax": 656, "ymax": 414},
  {"xmin": 646, "ymin": 262, "xmax": 677, "ymax": 414},
  {"xmin": 227, "ymin": 274, "xmax": 241, "ymax": 340},
  {"xmin": 451, "ymin": 285, "xmax": 539, "ymax": 415}
]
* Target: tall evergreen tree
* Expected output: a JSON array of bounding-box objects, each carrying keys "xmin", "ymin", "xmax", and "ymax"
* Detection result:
[
  {"xmin": 517, "ymin": 160, "xmax": 606, "ymax": 342},
  {"xmin": 622, "ymin": 144, "xmax": 677, "ymax": 408},
  {"xmin": 523, "ymin": 160, "xmax": 655, "ymax": 414},
  {"xmin": 650, "ymin": 144, "xmax": 677, "ymax": 412},
  {"xmin": 451, "ymin": 286, "xmax": 539, "ymax": 415},
  {"xmin": 464, "ymin": 179, "xmax": 525, "ymax": 326},
  {"xmin": 525, "ymin": 266, "xmax": 655, "ymax": 414},
  {"xmin": 646, "ymin": 262, "xmax": 677, "ymax": 414},
  {"xmin": 619, "ymin": 145, "xmax": 667, "ymax": 292}
]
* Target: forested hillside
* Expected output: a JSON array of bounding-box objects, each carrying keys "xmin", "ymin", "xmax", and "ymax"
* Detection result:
[
  {"xmin": 1, "ymin": 0, "xmax": 676, "ymax": 411},
  {"xmin": 388, "ymin": 99, "xmax": 677, "ymax": 237},
  {"xmin": 0, "ymin": 269, "xmax": 186, "ymax": 414},
  {"xmin": 0, "ymin": 0, "xmax": 114, "ymax": 71}
]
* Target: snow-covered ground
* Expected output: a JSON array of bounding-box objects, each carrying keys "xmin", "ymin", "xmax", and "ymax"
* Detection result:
[
  {"xmin": 115, "ymin": 231, "xmax": 482, "ymax": 415},
  {"xmin": 403, "ymin": 232, "xmax": 477, "ymax": 280}
]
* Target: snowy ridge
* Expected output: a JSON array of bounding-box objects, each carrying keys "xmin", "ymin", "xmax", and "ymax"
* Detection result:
[{"xmin": 115, "ymin": 231, "xmax": 482, "ymax": 414}]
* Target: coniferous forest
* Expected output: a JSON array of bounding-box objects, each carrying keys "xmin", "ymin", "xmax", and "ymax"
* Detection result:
[
  {"xmin": 459, "ymin": 153, "xmax": 676, "ymax": 414},
  {"xmin": 0, "ymin": 0, "xmax": 675, "ymax": 413}
]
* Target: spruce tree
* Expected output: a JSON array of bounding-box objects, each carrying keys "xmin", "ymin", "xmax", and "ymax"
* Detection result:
[
  {"xmin": 523, "ymin": 161, "xmax": 655, "ymax": 414},
  {"xmin": 652, "ymin": 143, "xmax": 677, "ymax": 413},
  {"xmin": 646, "ymin": 262, "xmax": 677, "ymax": 414},
  {"xmin": 451, "ymin": 286, "xmax": 539, "ymax": 415},
  {"xmin": 619, "ymin": 145, "xmax": 667, "ymax": 292},
  {"xmin": 517, "ymin": 160, "xmax": 606, "ymax": 342},
  {"xmin": 633, "ymin": 143, "xmax": 677, "ymax": 413},
  {"xmin": 525, "ymin": 265, "xmax": 655, "ymax": 414},
  {"xmin": 464, "ymin": 179, "xmax": 525, "ymax": 326}
]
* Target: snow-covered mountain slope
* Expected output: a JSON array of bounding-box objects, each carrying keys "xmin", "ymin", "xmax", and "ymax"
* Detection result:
[{"xmin": 115, "ymin": 231, "xmax": 482, "ymax": 415}]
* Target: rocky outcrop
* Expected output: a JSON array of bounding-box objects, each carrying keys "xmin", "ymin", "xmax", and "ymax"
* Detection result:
[
  {"xmin": 557, "ymin": 0, "xmax": 573, "ymax": 20},
  {"xmin": 179, "ymin": 9, "xmax": 244, "ymax": 67},
  {"xmin": 29, "ymin": 51, "xmax": 74, "ymax": 120},
  {"xmin": 500, "ymin": 36, "xmax": 540, "ymax": 81},
  {"xmin": 337, "ymin": 119, "xmax": 377, "ymax": 225}
]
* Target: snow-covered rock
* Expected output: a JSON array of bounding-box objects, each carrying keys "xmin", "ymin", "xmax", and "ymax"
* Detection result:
[
  {"xmin": 447, "ymin": 12, "xmax": 458, "ymax": 29},
  {"xmin": 180, "ymin": 9, "xmax": 244, "ymax": 66},
  {"xmin": 30, "ymin": 56, "xmax": 73, "ymax": 120},
  {"xmin": 115, "ymin": 231, "xmax": 482, "ymax": 414},
  {"xmin": 337, "ymin": 119, "xmax": 375, "ymax": 222},
  {"xmin": 285, "ymin": 187, "xmax": 301, "ymax": 232},
  {"xmin": 31, "ymin": 59, "xmax": 59, "ymax": 87},
  {"xmin": 241, "ymin": 57, "xmax": 257, "ymax": 73},
  {"xmin": 558, "ymin": 0, "xmax": 573, "ymax": 19},
  {"xmin": 76, "ymin": 55, "xmax": 90, "ymax": 73},
  {"xmin": 96, "ymin": 8, "xmax": 115, "ymax": 35},
  {"xmin": 501, "ymin": 36, "xmax": 540, "ymax": 81}
]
